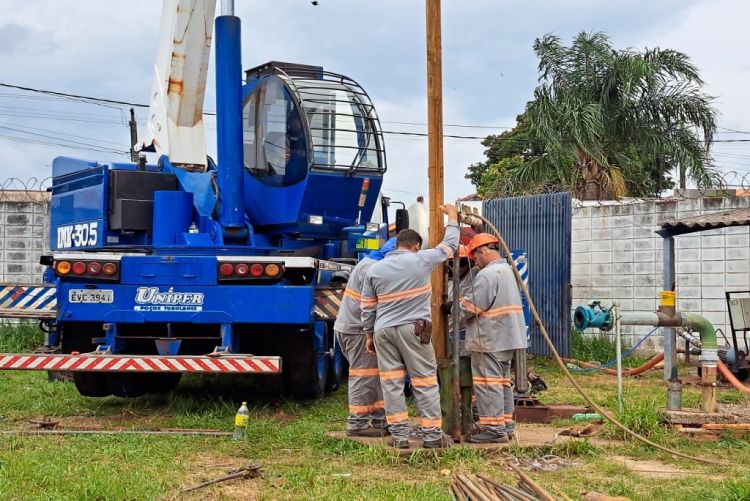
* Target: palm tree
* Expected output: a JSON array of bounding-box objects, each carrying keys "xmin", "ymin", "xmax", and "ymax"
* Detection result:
[{"xmin": 522, "ymin": 32, "xmax": 719, "ymax": 200}]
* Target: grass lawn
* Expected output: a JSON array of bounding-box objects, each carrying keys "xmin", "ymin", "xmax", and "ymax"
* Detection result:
[{"xmin": 0, "ymin": 327, "xmax": 748, "ymax": 500}]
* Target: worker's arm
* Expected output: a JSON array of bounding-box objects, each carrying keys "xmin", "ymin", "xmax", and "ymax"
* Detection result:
[
  {"xmin": 460, "ymin": 271, "xmax": 492, "ymax": 319},
  {"xmin": 361, "ymin": 273, "xmax": 378, "ymax": 335},
  {"xmin": 417, "ymin": 204, "xmax": 460, "ymax": 267}
]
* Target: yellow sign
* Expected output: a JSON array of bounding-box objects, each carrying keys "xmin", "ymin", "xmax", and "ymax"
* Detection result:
[
  {"xmin": 660, "ymin": 291, "xmax": 676, "ymax": 307},
  {"xmin": 355, "ymin": 238, "xmax": 380, "ymax": 251}
]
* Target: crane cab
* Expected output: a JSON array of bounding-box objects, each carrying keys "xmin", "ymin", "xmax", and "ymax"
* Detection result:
[{"xmin": 241, "ymin": 62, "xmax": 386, "ymax": 233}]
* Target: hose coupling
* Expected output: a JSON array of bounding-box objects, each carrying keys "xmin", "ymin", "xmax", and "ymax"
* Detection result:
[{"xmin": 700, "ymin": 347, "xmax": 718, "ymax": 366}]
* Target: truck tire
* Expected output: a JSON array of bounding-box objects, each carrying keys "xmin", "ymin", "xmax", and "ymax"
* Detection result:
[
  {"xmin": 108, "ymin": 373, "xmax": 182, "ymax": 398},
  {"xmin": 60, "ymin": 322, "xmax": 112, "ymax": 397},
  {"xmin": 282, "ymin": 323, "xmax": 328, "ymax": 399}
]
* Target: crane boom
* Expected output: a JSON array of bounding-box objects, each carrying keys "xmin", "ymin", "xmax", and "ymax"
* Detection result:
[{"xmin": 140, "ymin": 0, "xmax": 217, "ymax": 170}]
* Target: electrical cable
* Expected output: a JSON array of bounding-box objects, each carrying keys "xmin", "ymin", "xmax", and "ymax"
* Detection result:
[
  {"xmin": 461, "ymin": 210, "xmax": 730, "ymax": 466},
  {"xmin": 567, "ymin": 327, "xmax": 659, "ymax": 372}
]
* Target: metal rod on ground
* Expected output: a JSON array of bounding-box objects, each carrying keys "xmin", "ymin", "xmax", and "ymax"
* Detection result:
[
  {"xmin": 0, "ymin": 429, "xmax": 232, "ymax": 436},
  {"xmin": 614, "ymin": 302, "xmax": 623, "ymax": 414},
  {"xmin": 507, "ymin": 464, "xmax": 556, "ymax": 501},
  {"xmin": 477, "ymin": 474, "xmax": 535, "ymax": 501},
  {"xmin": 460, "ymin": 211, "xmax": 728, "ymax": 466},
  {"xmin": 471, "ymin": 475, "xmax": 501, "ymax": 501},
  {"xmin": 477, "ymin": 474, "xmax": 537, "ymax": 501},
  {"xmin": 458, "ymin": 474, "xmax": 494, "ymax": 501},
  {"xmin": 181, "ymin": 464, "xmax": 261, "ymax": 493}
]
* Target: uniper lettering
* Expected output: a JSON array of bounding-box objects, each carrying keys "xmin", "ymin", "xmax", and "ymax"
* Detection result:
[{"xmin": 134, "ymin": 287, "xmax": 204, "ymax": 312}]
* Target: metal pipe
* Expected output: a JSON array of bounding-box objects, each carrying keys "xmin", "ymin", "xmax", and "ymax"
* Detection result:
[
  {"xmin": 614, "ymin": 302, "xmax": 623, "ymax": 414},
  {"xmin": 215, "ymin": 12, "xmax": 246, "ymax": 238},
  {"xmin": 618, "ymin": 312, "xmax": 660, "ymax": 326},
  {"xmin": 221, "ymin": 0, "xmax": 234, "ymax": 15},
  {"xmin": 451, "ymin": 252, "xmax": 461, "ymax": 438}
]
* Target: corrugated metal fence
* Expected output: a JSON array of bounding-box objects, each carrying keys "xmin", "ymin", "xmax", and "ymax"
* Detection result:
[{"xmin": 483, "ymin": 193, "xmax": 572, "ymax": 356}]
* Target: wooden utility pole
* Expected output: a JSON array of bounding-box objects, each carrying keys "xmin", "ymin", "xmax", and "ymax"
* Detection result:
[{"xmin": 426, "ymin": 0, "xmax": 446, "ymax": 358}]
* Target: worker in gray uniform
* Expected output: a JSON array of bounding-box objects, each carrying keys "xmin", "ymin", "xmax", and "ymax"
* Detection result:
[
  {"xmin": 361, "ymin": 204, "xmax": 459, "ymax": 449},
  {"xmin": 334, "ymin": 237, "xmax": 397, "ymax": 437},
  {"xmin": 461, "ymin": 233, "xmax": 527, "ymax": 443}
]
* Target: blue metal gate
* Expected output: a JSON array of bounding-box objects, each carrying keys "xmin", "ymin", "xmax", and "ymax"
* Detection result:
[{"xmin": 482, "ymin": 193, "xmax": 572, "ymax": 356}]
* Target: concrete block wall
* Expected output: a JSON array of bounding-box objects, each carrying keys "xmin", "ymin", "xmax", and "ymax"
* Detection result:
[
  {"xmin": 572, "ymin": 196, "xmax": 750, "ymax": 350},
  {"xmin": 0, "ymin": 192, "xmax": 50, "ymax": 283}
]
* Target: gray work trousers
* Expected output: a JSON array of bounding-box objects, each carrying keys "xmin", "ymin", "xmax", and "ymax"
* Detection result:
[
  {"xmin": 336, "ymin": 331, "xmax": 385, "ymax": 431},
  {"xmin": 471, "ymin": 350, "xmax": 514, "ymax": 435},
  {"xmin": 374, "ymin": 324, "xmax": 442, "ymax": 442}
]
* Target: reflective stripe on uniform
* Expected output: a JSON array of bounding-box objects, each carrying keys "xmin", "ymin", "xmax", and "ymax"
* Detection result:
[
  {"xmin": 482, "ymin": 305, "xmax": 524, "ymax": 318},
  {"xmin": 411, "ymin": 375, "xmax": 438, "ymax": 387},
  {"xmin": 349, "ymin": 404, "xmax": 372, "ymax": 415},
  {"xmin": 343, "ymin": 287, "xmax": 362, "ymax": 301},
  {"xmin": 386, "ymin": 412, "xmax": 409, "ymax": 424},
  {"xmin": 416, "ymin": 417, "xmax": 442, "ymax": 428},
  {"xmin": 379, "ymin": 369, "xmax": 406, "ymax": 380},
  {"xmin": 478, "ymin": 416, "xmax": 506, "ymax": 426},
  {"xmin": 462, "ymin": 301, "xmax": 523, "ymax": 319},
  {"xmin": 504, "ymin": 413, "xmax": 514, "ymax": 419},
  {"xmin": 375, "ymin": 283, "xmax": 432, "ymax": 304},
  {"xmin": 349, "ymin": 368, "xmax": 380, "ymax": 377},
  {"xmin": 472, "ymin": 376, "xmax": 505, "ymax": 387},
  {"xmin": 371, "ymin": 400, "xmax": 385, "ymax": 410}
]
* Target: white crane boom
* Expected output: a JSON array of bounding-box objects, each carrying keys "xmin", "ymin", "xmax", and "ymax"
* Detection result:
[{"xmin": 139, "ymin": 0, "xmax": 217, "ymax": 170}]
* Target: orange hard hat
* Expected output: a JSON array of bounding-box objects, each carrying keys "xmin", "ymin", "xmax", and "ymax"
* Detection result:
[
  {"xmin": 467, "ymin": 233, "xmax": 499, "ymax": 258},
  {"xmin": 458, "ymin": 244, "xmax": 470, "ymax": 259}
]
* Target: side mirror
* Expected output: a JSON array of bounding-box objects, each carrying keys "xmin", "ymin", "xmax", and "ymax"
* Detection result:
[{"xmin": 395, "ymin": 208, "xmax": 410, "ymax": 233}]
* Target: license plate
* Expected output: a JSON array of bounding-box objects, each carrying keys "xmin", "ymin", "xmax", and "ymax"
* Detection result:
[{"xmin": 69, "ymin": 289, "xmax": 114, "ymax": 304}]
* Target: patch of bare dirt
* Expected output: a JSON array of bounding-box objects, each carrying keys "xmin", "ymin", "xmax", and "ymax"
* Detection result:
[
  {"xmin": 610, "ymin": 456, "xmax": 693, "ymax": 479},
  {"xmin": 56, "ymin": 411, "xmax": 171, "ymax": 430}
]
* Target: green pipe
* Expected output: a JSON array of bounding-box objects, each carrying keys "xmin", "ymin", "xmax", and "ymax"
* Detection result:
[{"xmin": 682, "ymin": 313, "xmax": 718, "ymax": 354}]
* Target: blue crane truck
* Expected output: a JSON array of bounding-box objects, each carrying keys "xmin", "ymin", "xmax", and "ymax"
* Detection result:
[{"xmin": 0, "ymin": 1, "xmax": 389, "ymax": 398}]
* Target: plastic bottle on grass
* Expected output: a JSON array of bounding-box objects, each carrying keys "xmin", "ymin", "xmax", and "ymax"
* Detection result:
[{"xmin": 233, "ymin": 402, "xmax": 249, "ymax": 440}]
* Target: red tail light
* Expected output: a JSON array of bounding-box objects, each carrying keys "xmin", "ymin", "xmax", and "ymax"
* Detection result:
[
  {"xmin": 219, "ymin": 263, "xmax": 235, "ymax": 277},
  {"xmin": 250, "ymin": 264, "xmax": 264, "ymax": 277},
  {"xmin": 53, "ymin": 259, "xmax": 119, "ymax": 280}
]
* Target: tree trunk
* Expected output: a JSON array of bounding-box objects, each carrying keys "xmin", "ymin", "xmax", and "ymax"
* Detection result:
[{"xmin": 575, "ymin": 151, "xmax": 606, "ymax": 200}]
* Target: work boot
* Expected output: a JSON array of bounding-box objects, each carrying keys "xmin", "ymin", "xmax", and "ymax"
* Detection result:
[
  {"xmin": 423, "ymin": 432, "xmax": 454, "ymax": 449},
  {"xmin": 389, "ymin": 437, "xmax": 410, "ymax": 449},
  {"xmin": 371, "ymin": 420, "xmax": 390, "ymax": 434},
  {"xmin": 505, "ymin": 428, "xmax": 515, "ymax": 440},
  {"xmin": 347, "ymin": 426, "xmax": 388, "ymax": 438},
  {"xmin": 469, "ymin": 430, "xmax": 509, "ymax": 444}
]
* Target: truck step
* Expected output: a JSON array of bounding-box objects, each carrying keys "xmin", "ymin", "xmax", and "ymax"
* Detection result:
[{"xmin": 0, "ymin": 353, "xmax": 281, "ymax": 374}]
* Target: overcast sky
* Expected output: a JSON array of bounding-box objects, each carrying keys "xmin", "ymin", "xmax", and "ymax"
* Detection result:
[{"xmin": 0, "ymin": 0, "xmax": 749, "ymax": 202}]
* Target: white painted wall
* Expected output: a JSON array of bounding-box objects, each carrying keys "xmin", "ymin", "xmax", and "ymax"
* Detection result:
[{"xmin": 571, "ymin": 196, "xmax": 750, "ymax": 350}]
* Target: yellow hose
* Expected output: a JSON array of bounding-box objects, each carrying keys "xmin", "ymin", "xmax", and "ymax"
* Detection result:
[{"xmin": 467, "ymin": 212, "xmax": 728, "ymax": 466}]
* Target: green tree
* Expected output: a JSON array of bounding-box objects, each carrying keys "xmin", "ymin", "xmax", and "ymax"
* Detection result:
[{"xmin": 473, "ymin": 32, "xmax": 719, "ymax": 200}]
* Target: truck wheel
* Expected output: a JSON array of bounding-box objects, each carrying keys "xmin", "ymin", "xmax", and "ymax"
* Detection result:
[
  {"xmin": 283, "ymin": 323, "xmax": 328, "ymax": 399},
  {"xmin": 108, "ymin": 373, "xmax": 182, "ymax": 398},
  {"xmin": 60, "ymin": 322, "xmax": 112, "ymax": 397}
]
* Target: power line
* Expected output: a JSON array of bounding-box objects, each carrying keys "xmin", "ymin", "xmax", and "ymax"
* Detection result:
[{"xmin": 3, "ymin": 81, "xmax": 750, "ymax": 144}]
